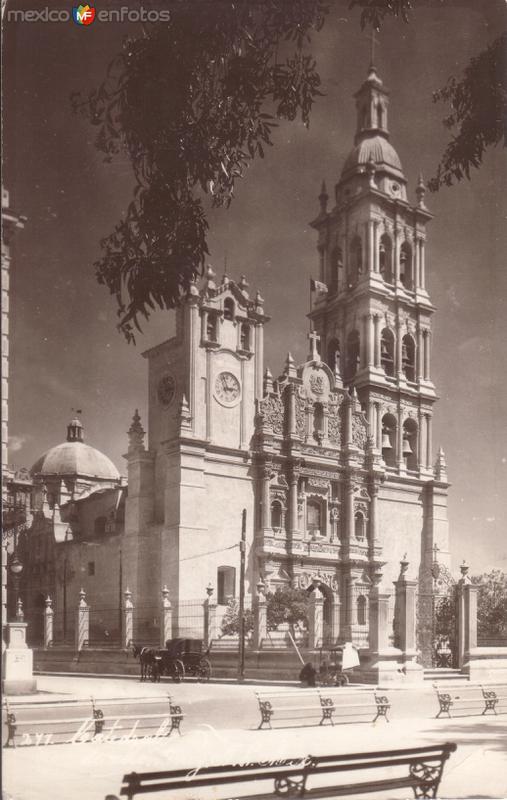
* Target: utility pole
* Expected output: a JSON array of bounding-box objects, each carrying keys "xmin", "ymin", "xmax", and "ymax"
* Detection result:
[{"xmin": 238, "ymin": 508, "xmax": 246, "ymax": 682}]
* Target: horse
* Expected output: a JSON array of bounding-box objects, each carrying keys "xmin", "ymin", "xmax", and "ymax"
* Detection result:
[{"xmin": 131, "ymin": 643, "xmax": 160, "ymax": 682}]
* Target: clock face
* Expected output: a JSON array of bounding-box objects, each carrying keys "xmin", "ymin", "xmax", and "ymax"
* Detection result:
[
  {"xmin": 157, "ymin": 375, "xmax": 175, "ymax": 406},
  {"xmin": 214, "ymin": 371, "xmax": 241, "ymax": 406}
]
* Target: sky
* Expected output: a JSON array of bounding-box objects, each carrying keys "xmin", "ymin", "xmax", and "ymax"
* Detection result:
[{"xmin": 3, "ymin": 0, "xmax": 507, "ymax": 573}]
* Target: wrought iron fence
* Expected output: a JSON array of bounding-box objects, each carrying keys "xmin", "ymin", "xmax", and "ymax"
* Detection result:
[{"xmin": 87, "ymin": 607, "xmax": 122, "ymax": 647}]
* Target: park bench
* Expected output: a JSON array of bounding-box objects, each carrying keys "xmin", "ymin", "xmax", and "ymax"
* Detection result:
[
  {"xmin": 2, "ymin": 695, "xmax": 183, "ymax": 748},
  {"xmin": 107, "ymin": 742, "xmax": 457, "ymax": 800},
  {"xmin": 255, "ymin": 687, "xmax": 390, "ymax": 729},
  {"xmin": 433, "ymin": 682, "xmax": 507, "ymax": 719}
]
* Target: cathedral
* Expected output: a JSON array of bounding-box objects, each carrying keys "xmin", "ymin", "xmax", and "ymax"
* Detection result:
[{"xmin": 10, "ymin": 63, "xmax": 451, "ymax": 666}]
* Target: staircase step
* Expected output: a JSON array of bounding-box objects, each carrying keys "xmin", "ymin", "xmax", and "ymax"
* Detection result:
[{"xmin": 423, "ymin": 669, "xmax": 468, "ymax": 681}]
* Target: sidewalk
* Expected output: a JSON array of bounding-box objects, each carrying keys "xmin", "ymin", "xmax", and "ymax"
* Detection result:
[{"xmin": 3, "ymin": 676, "xmax": 507, "ymax": 800}]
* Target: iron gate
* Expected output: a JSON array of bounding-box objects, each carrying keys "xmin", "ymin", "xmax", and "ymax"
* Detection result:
[{"xmin": 417, "ymin": 562, "xmax": 458, "ymax": 669}]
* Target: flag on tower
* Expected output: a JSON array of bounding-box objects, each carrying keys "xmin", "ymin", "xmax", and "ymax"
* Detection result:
[{"xmin": 310, "ymin": 278, "xmax": 328, "ymax": 295}]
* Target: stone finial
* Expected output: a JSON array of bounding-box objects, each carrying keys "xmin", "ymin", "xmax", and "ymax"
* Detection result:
[
  {"xmin": 256, "ymin": 576, "xmax": 266, "ymax": 597},
  {"xmin": 161, "ymin": 585, "xmax": 171, "ymax": 607},
  {"xmin": 204, "ymin": 264, "xmax": 216, "ymax": 294},
  {"xmin": 416, "ymin": 172, "xmax": 427, "ymax": 208},
  {"xmin": 284, "ymin": 352, "xmax": 297, "ymax": 379},
  {"xmin": 206, "ymin": 582, "xmax": 214, "ymax": 598},
  {"xmin": 16, "ymin": 597, "xmax": 24, "ymax": 621},
  {"xmin": 434, "ymin": 446, "xmax": 447, "ymax": 482},
  {"xmin": 79, "ymin": 588, "xmax": 87, "ymax": 608},
  {"xmin": 45, "ymin": 596, "xmax": 53, "ymax": 611},
  {"xmin": 128, "ymin": 409, "xmax": 145, "ymax": 453},
  {"xmin": 221, "ymin": 271, "xmax": 230, "ymax": 288},
  {"xmin": 459, "ymin": 560, "xmax": 471, "ymax": 585},
  {"xmin": 398, "ymin": 554, "xmax": 409, "ymax": 579},
  {"xmin": 319, "ymin": 179, "xmax": 328, "ymax": 213},
  {"xmin": 255, "ymin": 290, "xmax": 264, "ymax": 314},
  {"xmin": 124, "ymin": 587, "xmax": 133, "ymax": 608},
  {"xmin": 366, "ymin": 155, "xmax": 376, "ymax": 188},
  {"xmin": 179, "ymin": 394, "xmax": 192, "ymax": 430},
  {"xmin": 187, "ymin": 278, "xmax": 199, "ymax": 298},
  {"xmin": 264, "ymin": 367, "xmax": 274, "ymax": 395},
  {"xmin": 239, "ymin": 274, "xmax": 249, "ymax": 298}
]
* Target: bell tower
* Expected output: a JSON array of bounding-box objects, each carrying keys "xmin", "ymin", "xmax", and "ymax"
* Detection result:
[{"xmin": 310, "ymin": 63, "xmax": 436, "ymax": 480}]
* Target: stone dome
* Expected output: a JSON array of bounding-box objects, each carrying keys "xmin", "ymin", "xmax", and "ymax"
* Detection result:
[
  {"xmin": 30, "ymin": 416, "xmax": 120, "ymax": 481},
  {"xmin": 31, "ymin": 442, "xmax": 120, "ymax": 481},
  {"xmin": 342, "ymin": 134, "xmax": 404, "ymax": 179}
]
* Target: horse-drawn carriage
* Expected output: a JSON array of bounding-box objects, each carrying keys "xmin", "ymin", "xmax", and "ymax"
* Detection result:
[{"xmin": 132, "ymin": 638, "xmax": 212, "ymax": 683}]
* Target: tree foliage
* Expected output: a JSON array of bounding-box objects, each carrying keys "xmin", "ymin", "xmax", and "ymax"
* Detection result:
[
  {"xmin": 76, "ymin": 0, "xmax": 504, "ymax": 341},
  {"xmin": 220, "ymin": 597, "xmax": 254, "ymax": 638},
  {"xmin": 472, "ymin": 570, "xmax": 507, "ymax": 636},
  {"xmin": 266, "ymin": 586, "xmax": 310, "ymax": 632},
  {"xmin": 73, "ymin": 0, "xmax": 328, "ymax": 342},
  {"xmin": 428, "ymin": 33, "xmax": 507, "ymax": 190}
]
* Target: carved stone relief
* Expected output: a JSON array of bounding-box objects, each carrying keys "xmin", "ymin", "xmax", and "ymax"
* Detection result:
[{"xmin": 259, "ymin": 393, "xmax": 284, "ymax": 435}]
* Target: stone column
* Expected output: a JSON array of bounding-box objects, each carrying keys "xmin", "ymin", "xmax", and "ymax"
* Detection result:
[
  {"xmin": 345, "ymin": 479, "xmax": 355, "ymax": 543},
  {"xmin": 203, "ymin": 585, "xmax": 217, "ymax": 647},
  {"xmin": 373, "ymin": 221, "xmax": 380, "ymax": 273},
  {"xmin": 124, "ymin": 588, "xmax": 134, "ymax": 649},
  {"xmin": 393, "ymin": 558, "xmax": 423, "ymax": 680},
  {"xmin": 396, "ymin": 319, "xmax": 403, "ymax": 379},
  {"xmin": 373, "ymin": 315, "xmax": 381, "ymax": 368},
  {"xmin": 44, "ymin": 596, "xmax": 54, "ymax": 649},
  {"xmin": 424, "ymin": 331, "xmax": 431, "ymax": 380},
  {"xmin": 160, "ymin": 585, "xmax": 172, "ymax": 648},
  {"xmin": 252, "ymin": 579, "xmax": 267, "ymax": 650},
  {"xmin": 457, "ymin": 564, "xmax": 478, "ymax": 670},
  {"xmin": 368, "ymin": 483, "xmax": 380, "ymax": 557},
  {"xmin": 426, "ymin": 415, "xmax": 433, "ymax": 470},
  {"xmin": 261, "ymin": 466, "xmax": 271, "ymax": 532},
  {"xmin": 420, "ymin": 240, "xmax": 426, "ymax": 288},
  {"xmin": 308, "ymin": 590, "xmax": 324, "ymax": 650},
  {"xmin": 330, "ymin": 593, "xmax": 340, "ymax": 643},
  {"xmin": 417, "ymin": 327, "xmax": 424, "ymax": 381},
  {"xmin": 75, "ymin": 588, "xmax": 89, "ymax": 652},
  {"xmin": 289, "ymin": 470, "xmax": 299, "ymax": 536},
  {"xmin": 366, "ymin": 314, "xmax": 374, "ymax": 367},
  {"xmin": 288, "ymin": 383, "xmax": 296, "ymax": 437}
]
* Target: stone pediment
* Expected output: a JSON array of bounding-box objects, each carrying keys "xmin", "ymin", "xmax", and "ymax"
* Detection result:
[{"xmin": 300, "ymin": 362, "xmax": 334, "ymax": 401}]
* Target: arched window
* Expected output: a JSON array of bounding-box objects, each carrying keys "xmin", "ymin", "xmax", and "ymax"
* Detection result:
[
  {"xmin": 381, "ymin": 413, "xmax": 397, "ymax": 468},
  {"xmin": 402, "ymin": 334, "xmax": 416, "ymax": 381},
  {"xmin": 94, "ymin": 516, "xmax": 106, "ymax": 536},
  {"xmin": 380, "ymin": 328, "xmax": 395, "ymax": 377},
  {"xmin": 354, "ymin": 511, "xmax": 366, "ymax": 541},
  {"xmin": 240, "ymin": 324, "xmax": 250, "ymax": 351},
  {"xmin": 206, "ymin": 314, "xmax": 218, "ymax": 342},
  {"xmin": 346, "ymin": 330, "xmax": 360, "ymax": 380},
  {"xmin": 217, "ymin": 566, "xmax": 236, "ymax": 605},
  {"xmin": 327, "ymin": 338, "xmax": 340, "ymax": 374},
  {"xmin": 307, "ymin": 500, "xmax": 321, "ymax": 537},
  {"xmin": 357, "ymin": 595, "xmax": 367, "ymax": 626},
  {"xmin": 224, "ymin": 297, "xmax": 235, "ymax": 321},
  {"xmin": 399, "ymin": 242, "xmax": 413, "ymax": 290},
  {"xmin": 403, "ymin": 419, "xmax": 418, "ymax": 472},
  {"xmin": 379, "ymin": 234, "xmax": 393, "ymax": 283},
  {"xmin": 313, "ymin": 403, "xmax": 324, "ymax": 442},
  {"xmin": 349, "ymin": 237, "xmax": 362, "ymax": 288},
  {"xmin": 270, "ymin": 500, "xmax": 283, "ymax": 530}
]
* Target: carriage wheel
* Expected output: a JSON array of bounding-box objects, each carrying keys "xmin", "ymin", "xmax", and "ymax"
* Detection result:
[
  {"xmin": 197, "ymin": 658, "xmax": 211, "ymax": 682},
  {"xmin": 171, "ymin": 659, "xmax": 185, "ymax": 683}
]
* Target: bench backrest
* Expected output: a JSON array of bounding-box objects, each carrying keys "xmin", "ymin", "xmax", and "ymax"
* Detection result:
[{"xmin": 118, "ymin": 743, "xmax": 457, "ymax": 798}]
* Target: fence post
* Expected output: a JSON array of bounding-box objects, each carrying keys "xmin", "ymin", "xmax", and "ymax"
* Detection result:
[
  {"xmin": 124, "ymin": 588, "xmax": 134, "ymax": 649},
  {"xmin": 308, "ymin": 590, "xmax": 324, "ymax": 650},
  {"xmin": 203, "ymin": 584, "xmax": 217, "ymax": 647},
  {"xmin": 160, "ymin": 585, "xmax": 172, "ymax": 648},
  {"xmin": 44, "ymin": 595, "xmax": 54, "ymax": 648},
  {"xmin": 75, "ymin": 588, "xmax": 89, "ymax": 651},
  {"xmin": 252, "ymin": 578, "xmax": 267, "ymax": 650}
]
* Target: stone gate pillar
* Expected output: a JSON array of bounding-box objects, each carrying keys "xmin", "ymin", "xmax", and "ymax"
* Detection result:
[
  {"xmin": 75, "ymin": 589, "xmax": 89, "ymax": 651},
  {"xmin": 457, "ymin": 562, "xmax": 478, "ymax": 670},
  {"xmin": 393, "ymin": 557, "xmax": 423, "ymax": 681},
  {"xmin": 160, "ymin": 586, "xmax": 172, "ymax": 647},
  {"xmin": 44, "ymin": 596, "xmax": 54, "ymax": 649},
  {"xmin": 308, "ymin": 590, "xmax": 324, "ymax": 650},
  {"xmin": 252, "ymin": 578, "xmax": 267, "ymax": 650}
]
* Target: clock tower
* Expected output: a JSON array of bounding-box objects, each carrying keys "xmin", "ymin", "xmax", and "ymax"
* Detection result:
[{"xmin": 123, "ymin": 268, "xmax": 269, "ymax": 614}]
